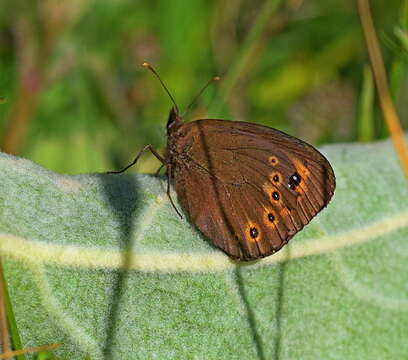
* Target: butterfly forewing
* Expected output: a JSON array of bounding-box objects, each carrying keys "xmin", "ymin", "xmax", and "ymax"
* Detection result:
[{"xmin": 167, "ymin": 119, "xmax": 335, "ymax": 261}]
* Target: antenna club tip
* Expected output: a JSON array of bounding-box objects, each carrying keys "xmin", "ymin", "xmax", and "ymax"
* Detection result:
[
  {"xmin": 213, "ymin": 76, "xmax": 221, "ymax": 81},
  {"xmin": 142, "ymin": 62, "xmax": 151, "ymax": 68}
]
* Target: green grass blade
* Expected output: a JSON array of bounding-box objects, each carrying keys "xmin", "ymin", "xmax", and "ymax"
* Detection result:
[
  {"xmin": 357, "ymin": 65, "xmax": 374, "ymax": 142},
  {"xmin": 210, "ymin": 0, "xmax": 282, "ymax": 115},
  {"xmin": 1, "ymin": 266, "xmax": 26, "ymax": 360}
]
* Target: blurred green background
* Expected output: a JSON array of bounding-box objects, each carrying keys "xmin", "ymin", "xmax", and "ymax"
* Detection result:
[{"xmin": 0, "ymin": 0, "xmax": 407, "ymax": 175}]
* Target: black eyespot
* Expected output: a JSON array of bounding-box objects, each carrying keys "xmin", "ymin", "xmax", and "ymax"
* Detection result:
[
  {"xmin": 268, "ymin": 213, "xmax": 275, "ymax": 222},
  {"xmin": 273, "ymin": 175, "xmax": 279, "ymax": 182},
  {"xmin": 250, "ymin": 227, "xmax": 258, "ymax": 239},
  {"xmin": 290, "ymin": 172, "xmax": 301, "ymax": 185},
  {"xmin": 272, "ymin": 191, "xmax": 280, "ymax": 200}
]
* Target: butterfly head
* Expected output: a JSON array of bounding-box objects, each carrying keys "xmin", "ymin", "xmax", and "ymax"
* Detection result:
[{"xmin": 167, "ymin": 106, "xmax": 183, "ymax": 134}]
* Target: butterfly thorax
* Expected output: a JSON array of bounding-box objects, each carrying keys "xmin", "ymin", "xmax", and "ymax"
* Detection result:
[
  {"xmin": 165, "ymin": 123, "xmax": 193, "ymax": 170},
  {"xmin": 165, "ymin": 108, "xmax": 193, "ymax": 171}
]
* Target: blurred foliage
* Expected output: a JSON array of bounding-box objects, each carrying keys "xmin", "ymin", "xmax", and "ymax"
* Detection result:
[{"xmin": 0, "ymin": 0, "xmax": 407, "ymax": 174}]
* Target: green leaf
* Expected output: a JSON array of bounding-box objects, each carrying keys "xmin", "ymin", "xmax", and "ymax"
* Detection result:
[{"xmin": 1, "ymin": 137, "xmax": 408, "ymax": 360}]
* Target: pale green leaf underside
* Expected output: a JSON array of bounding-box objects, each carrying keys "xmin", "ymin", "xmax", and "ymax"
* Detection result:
[{"xmin": 1, "ymin": 137, "xmax": 408, "ymax": 360}]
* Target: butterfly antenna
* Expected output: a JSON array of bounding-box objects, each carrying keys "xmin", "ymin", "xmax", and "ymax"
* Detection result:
[
  {"xmin": 183, "ymin": 76, "xmax": 220, "ymax": 117},
  {"xmin": 142, "ymin": 62, "xmax": 179, "ymax": 112}
]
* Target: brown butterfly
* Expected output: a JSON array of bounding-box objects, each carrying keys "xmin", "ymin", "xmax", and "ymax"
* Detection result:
[{"xmin": 109, "ymin": 63, "xmax": 336, "ymax": 261}]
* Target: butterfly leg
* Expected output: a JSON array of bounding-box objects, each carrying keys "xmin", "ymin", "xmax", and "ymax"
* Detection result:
[
  {"xmin": 154, "ymin": 164, "xmax": 165, "ymax": 176},
  {"xmin": 107, "ymin": 144, "xmax": 165, "ymax": 174},
  {"xmin": 166, "ymin": 164, "xmax": 183, "ymax": 219}
]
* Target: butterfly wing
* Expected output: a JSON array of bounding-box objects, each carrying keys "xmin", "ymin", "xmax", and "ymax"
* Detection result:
[{"xmin": 169, "ymin": 119, "xmax": 335, "ymax": 261}]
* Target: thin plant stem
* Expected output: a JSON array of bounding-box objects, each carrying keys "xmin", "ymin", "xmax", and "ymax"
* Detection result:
[
  {"xmin": 0, "ymin": 263, "xmax": 10, "ymax": 356},
  {"xmin": 357, "ymin": 0, "xmax": 408, "ymax": 179},
  {"xmin": 0, "ymin": 343, "xmax": 59, "ymax": 359}
]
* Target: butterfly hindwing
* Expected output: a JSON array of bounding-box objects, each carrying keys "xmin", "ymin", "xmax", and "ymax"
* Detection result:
[{"xmin": 168, "ymin": 119, "xmax": 336, "ymax": 260}]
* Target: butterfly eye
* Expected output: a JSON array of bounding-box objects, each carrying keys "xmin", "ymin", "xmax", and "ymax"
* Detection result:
[
  {"xmin": 268, "ymin": 213, "xmax": 275, "ymax": 222},
  {"xmin": 249, "ymin": 227, "xmax": 259, "ymax": 239},
  {"xmin": 272, "ymin": 191, "xmax": 280, "ymax": 200}
]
